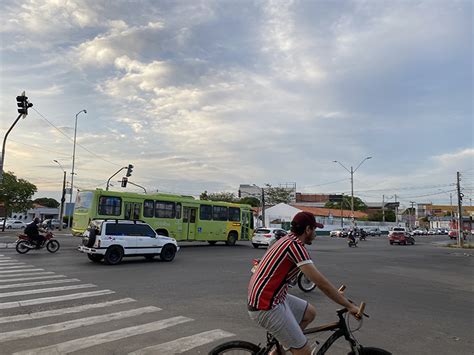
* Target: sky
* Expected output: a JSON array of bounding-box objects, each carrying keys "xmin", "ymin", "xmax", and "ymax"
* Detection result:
[{"xmin": 0, "ymin": 0, "xmax": 472, "ymax": 208}]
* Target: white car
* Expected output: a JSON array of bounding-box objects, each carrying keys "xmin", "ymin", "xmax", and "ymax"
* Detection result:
[
  {"xmin": 5, "ymin": 220, "xmax": 27, "ymax": 229},
  {"xmin": 252, "ymin": 227, "xmax": 288, "ymax": 248},
  {"xmin": 78, "ymin": 220, "xmax": 179, "ymax": 265}
]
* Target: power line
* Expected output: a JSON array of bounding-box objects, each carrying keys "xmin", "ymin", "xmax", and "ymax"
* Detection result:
[{"xmin": 32, "ymin": 108, "xmax": 122, "ymax": 167}]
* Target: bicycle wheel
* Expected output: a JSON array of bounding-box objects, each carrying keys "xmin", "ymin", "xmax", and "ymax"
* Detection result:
[
  {"xmin": 348, "ymin": 346, "xmax": 392, "ymax": 354},
  {"xmin": 298, "ymin": 272, "xmax": 316, "ymax": 292},
  {"xmin": 209, "ymin": 340, "xmax": 261, "ymax": 354}
]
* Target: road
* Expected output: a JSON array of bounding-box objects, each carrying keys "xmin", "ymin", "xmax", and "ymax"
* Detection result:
[{"xmin": 0, "ymin": 232, "xmax": 472, "ymax": 354}]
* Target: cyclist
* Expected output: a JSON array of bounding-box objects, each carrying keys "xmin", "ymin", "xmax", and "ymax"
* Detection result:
[{"xmin": 248, "ymin": 211, "xmax": 359, "ymax": 355}]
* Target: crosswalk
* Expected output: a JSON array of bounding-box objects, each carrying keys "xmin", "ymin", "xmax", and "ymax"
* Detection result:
[{"xmin": 0, "ymin": 254, "xmax": 234, "ymax": 354}]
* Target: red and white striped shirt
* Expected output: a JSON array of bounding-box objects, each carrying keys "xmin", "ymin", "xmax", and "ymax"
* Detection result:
[{"xmin": 248, "ymin": 233, "xmax": 313, "ymax": 310}]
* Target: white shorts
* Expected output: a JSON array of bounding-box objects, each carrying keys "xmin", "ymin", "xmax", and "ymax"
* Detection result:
[{"xmin": 248, "ymin": 294, "xmax": 308, "ymax": 350}]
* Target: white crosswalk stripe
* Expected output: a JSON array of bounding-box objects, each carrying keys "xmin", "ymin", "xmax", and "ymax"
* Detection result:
[
  {"xmin": 0, "ymin": 278, "xmax": 80, "ymax": 289},
  {"xmin": 129, "ymin": 329, "xmax": 235, "ymax": 354},
  {"xmin": 0, "ymin": 274, "xmax": 66, "ymax": 282},
  {"xmin": 0, "ymin": 271, "xmax": 55, "ymax": 278},
  {"xmin": 12, "ymin": 316, "xmax": 194, "ymax": 355},
  {"xmin": 0, "ymin": 260, "xmax": 16, "ymax": 263},
  {"xmin": 0, "ymin": 298, "xmax": 136, "ymax": 324},
  {"xmin": 0, "ymin": 260, "xmax": 235, "ymax": 354},
  {"xmin": 0, "ymin": 306, "xmax": 161, "ymax": 343},
  {"xmin": 0, "ymin": 283, "xmax": 96, "ymax": 298},
  {"xmin": 0, "ymin": 290, "xmax": 115, "ymax": 309}
]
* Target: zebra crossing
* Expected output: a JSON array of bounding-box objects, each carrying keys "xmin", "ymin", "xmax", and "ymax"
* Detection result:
[{"xmin": 0, "ymin": 254, "xmax": 234, "ymax": 354}]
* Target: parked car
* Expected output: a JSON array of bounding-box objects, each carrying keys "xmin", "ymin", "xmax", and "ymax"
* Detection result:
[
  {"xmin": 449, "ymin": 230, "xmax": 468, "ymax": 240},
  {"xmin": 411, "ymin": 229, "xmax": 426, "ymax": 236},
  {"xmin": 78, "ymin": 220, "xmax": 179, "ymax": 265},
  {"xmin": 42, "ymin": 219, "xmax": 67, "ymax": 229},
  {"xmin": 389, "ymin": 231, "xmax": 415, "ymax": 245},
  {"xmin": 5, "ymin": 220, "xmax": 27, "ymax": 229},
  {"xmin": 252, "ymin": 227, "xmax": 288, "ymax": 248},
  {"xmin": 367, "ymin": 228, "xmax": 382, "ymax": 236}
]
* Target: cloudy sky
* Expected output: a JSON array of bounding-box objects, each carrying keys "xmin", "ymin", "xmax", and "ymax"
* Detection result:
[{"xmin": 0, "ymin": 0, "xmax": 472, "ymax": 208}]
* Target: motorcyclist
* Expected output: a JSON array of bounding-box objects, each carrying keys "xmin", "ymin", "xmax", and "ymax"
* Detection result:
[
  {"xmin": 347, "ymin": 229, "xmax": 357, "ymax": 245},
  {"xmin": 24, "ymin": 218, "xmax": 45, "ymax": 248}
]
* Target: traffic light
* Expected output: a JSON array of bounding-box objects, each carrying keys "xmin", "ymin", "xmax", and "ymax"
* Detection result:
[
  {"xmin": 121, "ymin": 177, "xmax": 128, "ymax": 188},
  {"xmin": 16, "ymin": 94, "xmax": 33, "ymax": 115},
  {"xmin": 126, "ymin": 164, "xmax": 134, "ymax": 177}
]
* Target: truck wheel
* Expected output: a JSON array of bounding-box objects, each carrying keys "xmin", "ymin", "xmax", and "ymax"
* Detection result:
[{"xmin": 104, "ymin": 246, "xmax": 124, "ymax": 265}]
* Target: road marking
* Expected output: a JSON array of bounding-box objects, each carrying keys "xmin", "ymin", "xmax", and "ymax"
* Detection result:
[
  {"xmin": 0, "ymin": 290, "xmax": 115, "ymax": 309},
  {"xmin": 0, "ymin": 260, "xmax": 20, "ymax": 263},
  {"xmin": 13, "ymin": 316, "xmax": 193, "ymax": 355},
  {"xmin": 0, "ymin": 271, "xmax": 55, "ymax": 278},
  {"xmin": 0, "ymin": 298, "xmax": 136, "ymax": 324},
  {"xmin": 0, "ymin": 275, "xmax": 66, "ymax": 283},
  {"xmin": 0, "ymin": 278, "xmax": 80, "ymax": 289},
  {"xmin": 0, "ymin": 262, "xmax": 26, "ymax": 266},
  {"xmin": 0, "ymin": 265, "xmax": 35, "ymax": 269},
  {"xmin": 0, "ymin": 306, "xmax": 162, "ymax": 343},
  {"xmin": 0, "ymin": 283, "xmax": 96, "ymax": 298},
  {"xmin": 129, "ymin": 329, "xmax": 235, "ymax": 354},
  {"xmin": 0, "ymin": 268, "xmax": 44, "ymax": 274}
]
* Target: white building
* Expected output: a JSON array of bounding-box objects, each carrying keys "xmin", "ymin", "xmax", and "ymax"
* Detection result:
[{"xmin": 11, "ymin": 205, "xmax": 59, "ymax": 223}]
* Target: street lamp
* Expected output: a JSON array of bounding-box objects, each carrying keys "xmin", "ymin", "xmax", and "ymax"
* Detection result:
[
  {"xmin": 333, "ymin": 157, "xmax": 372, "ymax": 225},
  {"xmin": 68, "ymin": 109, "xmax": 87, "ymax": 228},
  {"xmin": 53, "ymin": 160, "xmax": 67, "ymax": 231}
]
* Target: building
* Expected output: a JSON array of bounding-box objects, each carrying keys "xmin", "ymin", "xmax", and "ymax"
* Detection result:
[{"xmin": 9, "ymin": 204, "xmax": 59, "ymax": 223}]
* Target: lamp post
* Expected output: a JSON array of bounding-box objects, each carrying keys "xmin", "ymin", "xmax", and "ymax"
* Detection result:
[
  {"xmin": 68, "ymin": 109, "xmax": 87, "ymax": 228},
  {"xmin": 333, "ymin": 157, "xmax": 372, "ymax": 225},
  {"xmin": 53, "ymin": 160, "xmax": 67, "ymax": 231}
]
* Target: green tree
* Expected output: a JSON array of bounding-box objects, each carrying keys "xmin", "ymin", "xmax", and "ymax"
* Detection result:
[
  {"xmin": 238, "ymin": 196, "xmax": 260, "ymax": 207},
  {"xmin": 33, "ymin": 197, "xmax": 59, "ymax": 208},
  {"xmin": 199, "ymin": 191, "xmax": 237, "ymax": 202},
  {"xmin": 264, "ymin": 184, "xmax": 293, "ymax": 205},
  {"xmin": 367, "ymin": 210, "xmax": 396, "ymax": 222},
  {"xmin": 0, "ymin": 172, "xmax": 37, "ymax": 231},
  {"xmin": 325, "ymin": 196, "xmax": 367, "ymax": 211}
]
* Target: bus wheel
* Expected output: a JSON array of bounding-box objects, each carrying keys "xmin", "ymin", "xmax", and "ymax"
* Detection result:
[
  {"xmin": 226, "ymin": 232, "xmax": 237, "ymax": 246},
  {"xmin": 208, "ymin": 241, "xmax": 217, "ymax": 245}
]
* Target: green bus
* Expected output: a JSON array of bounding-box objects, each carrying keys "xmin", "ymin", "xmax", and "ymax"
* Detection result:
[{"xmin": 72, "ymin": 189, "xmax": 254, "ymax": 245}]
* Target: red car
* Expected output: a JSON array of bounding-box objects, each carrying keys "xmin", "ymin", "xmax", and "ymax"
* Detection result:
[
  {"xmin": 389, "ymin": 232, "xmax": 415, "ymax": 245},
  {"xmin": 449, "ymin": 230, "xmax": 467, "ymax": 240}
]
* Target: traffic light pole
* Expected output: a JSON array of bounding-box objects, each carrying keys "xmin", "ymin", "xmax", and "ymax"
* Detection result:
[
  {"xmin": 59, "ymin": 171, "xmax": 66, "ymax": 231},
  {"xmin": 106, "ymin": 167, "xmax": 127, "ymax": 191},
  {"xmin": 0, "ymin": 113, "xmax": 23, "ymax": 183}
]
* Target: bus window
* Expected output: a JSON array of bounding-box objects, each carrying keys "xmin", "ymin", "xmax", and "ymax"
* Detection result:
[
  {"xmin": 98, "ymin": 196, "xmax": 121, "ymax": 216},
  {"xmin": 229, "ymin": 207, "xmax": 240, "ymax": 222},
  {"xmin": 213, "ymin": 206, "xmax": 228, "ymax": 221},
  {"xmin": 200, "ymin": 205, "xmax": 212, "ymax": 220},
  {"xmin": 144, "ymin": 200, "xmax": 154, "ymax": 217},
  {"xmin": 190, "ymin": 208, "xmax": 196, "ymax": 223},
  {"xmin": 176, "ymin": 203, "xmax": 182, "ymax": 219},
  {"xmin": 155, "ymin": 201, "xmax": 175, "ymax": 218},
  {"xmin": 75, "ymin": 191, "xmax": 93, "ymax": 210}
]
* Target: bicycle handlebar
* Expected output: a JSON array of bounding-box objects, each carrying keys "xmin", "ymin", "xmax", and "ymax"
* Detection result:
[{"xmin": 338, "ymin": 285, "xmax": 368, "ymax": 319}]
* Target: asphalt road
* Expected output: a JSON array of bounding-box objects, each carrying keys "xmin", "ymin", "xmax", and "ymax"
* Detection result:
[{"xmin": 0, "ymin": 232, "xmax": 472, "ymax": 354}]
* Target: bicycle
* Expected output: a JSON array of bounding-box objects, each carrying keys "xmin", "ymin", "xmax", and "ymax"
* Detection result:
[{"xmin": 209, "ymin": 286, "xmax": 391, "ymax": 355}]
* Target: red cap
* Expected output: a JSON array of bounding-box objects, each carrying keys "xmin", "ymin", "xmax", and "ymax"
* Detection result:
[{"xmin": 292, "ymin": 211, "xmax": 324, "ymax": 229}]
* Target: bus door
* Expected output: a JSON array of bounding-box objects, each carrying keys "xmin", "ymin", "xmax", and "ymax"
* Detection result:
[
  {"xmin": 124, "ymin": 202, "xmax": 141, "ymax": 220},
  {"xmin": 183, "ymin": 207, "xmax": 197, "ymax": 240},
  {"xmin": 241, "ymin": 210, "xmax": 250, "ymax": 240}
]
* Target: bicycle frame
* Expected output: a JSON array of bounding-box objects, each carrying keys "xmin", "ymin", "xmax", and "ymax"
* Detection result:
[{"xmin": 259, "ymin": 309, "xmax": 360, "ymax": 355}]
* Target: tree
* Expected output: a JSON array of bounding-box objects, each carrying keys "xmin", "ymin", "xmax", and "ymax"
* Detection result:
[
  {"xmin": 33, "ymin": 197, "xmax": 59, "ymax": 208},
  {"xmin": 199, "ymin": 191, "xmax": 237, "ymax": 202},
  {"xmin": 325, "ymin": 196, "xmax": 367, "ymax": 212},
  {"xmin": 367, "ymin": 210, "xmax": 396, "ymax": 222},
  {"xmin": 239, "ymin": 196, "xmax": 260, "ymax": 207},
  {"xmin": 264, "ymin": 184, "xmax": 293, "ymax": 205},
  {"xmin": 0, "ymin": 172, "xmax": 37, "ymax": 231}
]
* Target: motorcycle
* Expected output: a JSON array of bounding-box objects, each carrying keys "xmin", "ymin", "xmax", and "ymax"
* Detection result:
[
  {"xmin": 347, "ymin": 235, "xmax": 358, "ymax": 247},
  {"xmin": 251, "ymin": 258, "xmax": 317, "ymax": 292},
  {"xmin": 16, "ymin": 232, "xmax": 60, "ymax": 254}
]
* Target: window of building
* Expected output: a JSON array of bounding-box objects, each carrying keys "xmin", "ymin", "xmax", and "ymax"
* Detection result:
[
  {"xmin": 213, "ymin": 206, "xmax": 228, "ymax": 221},
  {"xmin": 155, "ymin": 201, "xmax": 175, "ymax": 218},
  {"xmin": 200, "ymin": 205, "xmax": 212, "ymax": 220},
  {"xmin": 98, "ymin": 196, "xmax": 122, "ymax": 216}
]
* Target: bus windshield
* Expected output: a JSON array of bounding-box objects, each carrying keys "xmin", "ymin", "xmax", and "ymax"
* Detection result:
[{"xmin": 75, "ymin": 191, "xmax": 94, "ymax": 210}]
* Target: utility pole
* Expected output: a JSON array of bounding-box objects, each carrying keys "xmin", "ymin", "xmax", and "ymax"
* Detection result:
[
  {"xmin": 450, "ymin": 193, "xmax": 453, "ymax": 218},
  {"xmin": 261, "ymin": 187, "xmax": 265, "ymax": 227},
  {"xmin": 382, "ymin": 195, "xmax": 385, "ymax": 223},
  {"xmin": 456, "ymin": 172, "xmax": 464, "ymax": 247},
  {"xmin": 394, "ymin": 194, "xmax": 398, "ymax": 225},
  {"xmin": 59, "ymin": 170, "xmax": 66, "ymax": 230},
  {"xmin": 410, "ymin": 201, "xmax": 416, "ymax": 229},
  {"xmin": 340, "ymin": 194, "xmax": 344, "ymax": 228}
]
